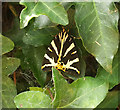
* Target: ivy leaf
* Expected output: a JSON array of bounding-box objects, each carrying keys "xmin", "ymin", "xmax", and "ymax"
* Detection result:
[
  {"xmin": 61, "ymin": 2, "xmax": 74, "ymax": 11},
  {"xmin": 34, "ymin": 15, "xmax": 57, "ymax": 29},
  {"xmin": 2, "ymin": 76, "xmax": 17, "ymax": 109},
  {"xmin": 96, "ymin": 47, "xmax": 120, "ymax": 89},
  {"xmin": 52, "ymin": 68, "xmax": 108, "ymax": 108},
  {"xmin": 14, "ymin": 91, "xmax": 52, "ymax": 108},
  {"xmin": 1, "ymin": 34, "xmax": 14, "ymax": 55},
  {"xmin": 29, "ymin": 87, "xmax": 54, "ymax": 98},
  {"xmin": 23, "ymin": 27, "xmax": 59, "ymax": 47},
  {"xmin": 20, "ymin": 0, "xmax": 68, "ymax": 28},
  {"xmin": 5, "ymin": 18, "xmax": 25, "ymax": 47},
  {"xmin": 96, "ymin": 91, "xmax": 120, "ymax": 109},
  {"xmin": 2, "ymin": 57, "xmax": 20, "ymax": 108},
  {"xmin": 22, "ymin": 45, "xmax": 47, "ymax": 87},
  {"xmin": 2, "ymin": 57, "xmax": 20, "ymax": 77},
  {"xmin": 75, "ymin": 2, "xmax": 119, "ymax": 73}
]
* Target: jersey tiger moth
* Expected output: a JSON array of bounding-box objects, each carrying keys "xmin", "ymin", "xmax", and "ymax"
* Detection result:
[{"xmin": 41, "ymin": 29, "xmax": 80, "ymax": 75}]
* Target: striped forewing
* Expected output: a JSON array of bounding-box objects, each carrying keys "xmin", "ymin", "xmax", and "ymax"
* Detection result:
[{"xmin": 41, "ymin": 30, "xmax": 80, "ymax": 74}]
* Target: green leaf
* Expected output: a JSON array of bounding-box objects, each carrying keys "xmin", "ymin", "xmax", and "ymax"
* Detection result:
[
  {"xmin": 61, "ymin": 2, "xmax": 74, "ymax": 11},
  {"xmin": 14, "ymin": 91, "xmax": 52, "ymax": 108},
  {"xmin": 0, "ymin": 63, "xmax": 1, "ymax": 110},
  {"xmin": 2, "ymin": 57, "xmax": 20, "ymax": 108},
  {"xmin": 0, "ymin": 83, "xmax": 1, "ymax": 110},
  {"xmin": 12, "ymin": 48, "xmax": 28, "ymax": 71},
  {"xmin": 96, "ymin": 47, "xmax": 120, "ymax": 89},
  {"xmin": 29, "ymin": 87, "xmax": 54, "ymax": 98},
  {"xmin": 22, "ymin": 45, "xmax": 47, "ymax": 87},
  {"xmin": 29, "ymin": 87, "xmax": 44, "ymax": 92},
  {"xmin": 34, "ymin": 15, "xmax": 57, "ymax": 29},
  {"xmin": 96, "ymin": 91, "xmax": 120, "ymax": 109},
  {"xmin": 52, "ymin": 68, "xmax": 108, "ymax": 108},
  {"xmin": 2, "ymin": 76, "xmax": 17, "ymax": 109},
  {"xmin": 20, "ymin": 1, "xmax": 68, "ymax": 29},
  {"xmin": 1, "ymin": 34, "xmax": 14, "ymax": 55},
  {"xmin": 75, "ymin": 2, "xmax": 119, "ymax": 73},
  {"xmin": 2, "ymin": 57, "xmax": 20, "ymax": 76},
  {"xmin": 23, "ymin": 27, "xmax": 59, "ymax": 47},
  {"xmin": 5, "ymin": 18, "xmax": 25, "ymax": 47}
]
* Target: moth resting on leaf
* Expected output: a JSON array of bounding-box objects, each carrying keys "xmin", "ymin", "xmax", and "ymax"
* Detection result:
[{"xmin": 41, "ymin": 29, "xmax": 81, "ymax": 75}]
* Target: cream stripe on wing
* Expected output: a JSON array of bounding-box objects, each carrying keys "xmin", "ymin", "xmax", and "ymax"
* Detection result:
[
  {"xmin": 68, "ymin": 66, "xmax": 80, "ymax": 74},
  {"xmin": 58, "ymin": 32, "xmax": 62, "ymax": 42},
  {"xmin": 41, "ymin": 54, "xmax": 57, "ymax": 69},
  {"xmin": 42, "ymin": 63, "xmax": 56, "ymax": 69},
  {"xmin": 44, "ymin": 54, "xmax": 56, "ymax": 65},
  {"xmin": 48, "ymin": 47, "xmax": 52, "ymax": 52},
  {"xmin": 65, "ymin": 58, "xmax": 79, "ymax": 67},
  {"xmin": 63, "ymin": 43, "xmax": 75, "ymax": 57},
  {"xmin": 64, "ymin": 58, "xmax": 80, "ymax": 74},
  {"xmin": 71, "ymin": 51, "xmax": 77, "ymax": 55},
  {"xmin": 64, "ymin": 34, "xmax": 68, "ymax": 43},
  {"xmin": 51, "ymin": 40, "xmax": 58, "ymax": 56}
]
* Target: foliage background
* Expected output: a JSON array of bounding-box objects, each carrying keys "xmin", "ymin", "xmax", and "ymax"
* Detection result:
[{"xmin": 1, "ymin": 1, "xmax": 120, "ymax": 109}]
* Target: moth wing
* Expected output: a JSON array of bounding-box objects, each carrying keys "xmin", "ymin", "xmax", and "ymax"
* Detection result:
[
  {"xmin": 41, "ymin": 35, "xmax": 60, "ymax": 72},
  {"xmin": 62, "ymin": 36, "xmax": 81, "ymax": 75}
]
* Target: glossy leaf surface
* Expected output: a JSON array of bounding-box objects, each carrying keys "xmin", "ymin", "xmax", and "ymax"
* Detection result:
[
  {"xmin": 34, "ymin": 15, "xmax": 57, "ymax": 29},
  {"xmin": 22, "ymin": 45, "xmax": 47, "ymax": 87},
  {"xmin": 23, "ymin": 27, "xmax": 59, "ymax": 47},
  {"xmin": 2, "ymin": 57, "xmax": 20, "ymax": 108},
  {"xmin": 96, "ymin": 47, "xmax": 120, "ymax": 89},
  {"xmin": 2, "ymin": 57, "xmax": 20, "ymax": 76},
  {"xmin": 20, "ymin": 1, "xmax": 68, "ymax": 28},
  {"xmin": 1, "ymin": 34, "xmax": 14, "ymax": 55},
  {"xmin": 52, "ymin": 68, "xmax": 108, "ymax": 108},
  {"xmin": 5, "ymin": 18, "xmax": 25, "ymax": 47},
  {"xmin": 96, "ymin": 91, "xmax": 120, "ymax": 109},
  {"xmin": 75, "ymin": 2, "xmax": 119, "ymax": 73},
  {"xmin": 14, "ymin": 91, "xmax": 52, "ymax": 108}
]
